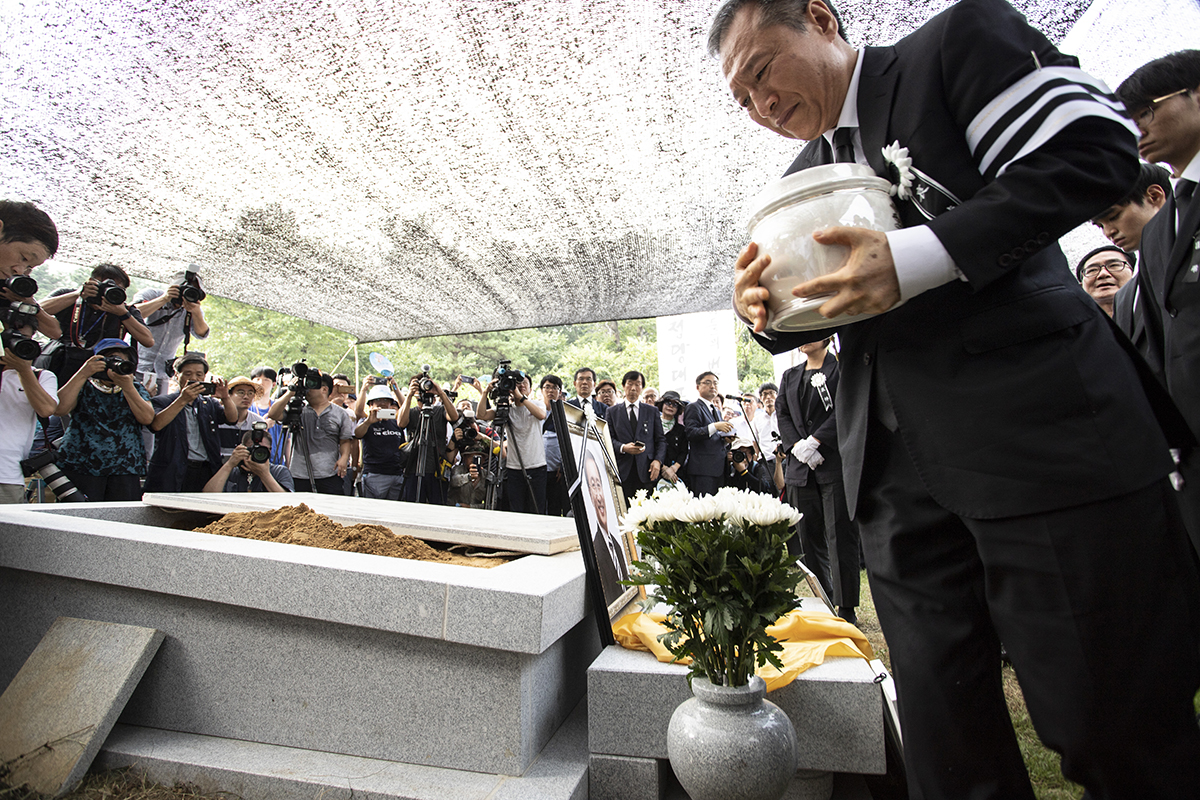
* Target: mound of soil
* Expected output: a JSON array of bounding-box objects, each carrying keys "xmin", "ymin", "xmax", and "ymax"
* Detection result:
[{"xmin": 193, "ymin": 503, "xmax": 505, "ymax": 568}]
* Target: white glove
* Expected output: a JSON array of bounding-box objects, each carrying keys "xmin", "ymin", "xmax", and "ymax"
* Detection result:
[
  {"xmin": 805, "ymin": 450, "xmax": 825, "ymax": 469},
  {"xmin": 791, "ymin": 436, "xmax": 820, "ymax": 464}
]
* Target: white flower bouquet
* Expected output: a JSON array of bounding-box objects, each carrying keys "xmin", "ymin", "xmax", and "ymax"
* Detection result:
[{"xmin": 623, "ymin": 486, "xmax": 804, "ymax": 686}]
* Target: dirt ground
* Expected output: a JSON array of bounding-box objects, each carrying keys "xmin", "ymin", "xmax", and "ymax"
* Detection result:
[{"xmin": 194, "ymin": 503, "xmax": 508, "ymax": 568}]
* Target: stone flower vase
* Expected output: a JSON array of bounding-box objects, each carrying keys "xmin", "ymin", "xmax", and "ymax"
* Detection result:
[{"xmin": 667, "ymin": 674, "xmax": 798, "ymax": 800}]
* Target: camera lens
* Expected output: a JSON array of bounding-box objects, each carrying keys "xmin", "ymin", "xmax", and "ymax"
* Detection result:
[{"xmin": 4, "ymin": 275, "xmax": 37, "ymax": 298}]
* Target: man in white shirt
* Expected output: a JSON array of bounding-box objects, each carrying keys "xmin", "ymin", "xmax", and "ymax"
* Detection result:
[{"xmin": 0, "ymin": 325, "xmax": 58, "ymax": 502}]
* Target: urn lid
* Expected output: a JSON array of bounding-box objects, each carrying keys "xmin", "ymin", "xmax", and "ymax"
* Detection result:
[{"xmin": 746, "ymin": 163, "xmax": 892, "ymax": 233}]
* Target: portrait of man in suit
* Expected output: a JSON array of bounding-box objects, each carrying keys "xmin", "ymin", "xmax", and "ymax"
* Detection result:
[
  {"xmin": 713, "ymin": 0, "xmax": 1200, "ymax": 796},
  {"xmin": 582, "ymin": 448, "xmax": 629, "ymax": 610}
]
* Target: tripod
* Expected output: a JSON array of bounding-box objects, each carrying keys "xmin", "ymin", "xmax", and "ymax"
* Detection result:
[
  {"xmin": 411, "ymin": 404, "xmax": 440, "ymax": 503},
  {"xmin": 483, "ymin": 400, "xmax": 541, "ymax": 513},
  {"xmin": 283, "ymin": 396, "xmax": 317, "ymax": 493}
]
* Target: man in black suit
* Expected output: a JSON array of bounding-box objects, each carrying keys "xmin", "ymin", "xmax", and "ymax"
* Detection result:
[
  {"xmin": 1092, "ymin": 162, "xmax": 1171, "ymax": 375},
  {"xmin": 776, "ymin": 338, "xmax": 859, "ymax": 625},
  {"xmin": 607, "ymin": 370, "xmax": 666, "ymax": 500},
  {"xmin": 566, "ymin": 367, "xmax": 607, "ymax": 420},
  {"xmin": 584, "ymin": 450, "xmax": 626, "ymax": 608},
  {"xmin": 681, "ymin": 371, "xmax": 734, "ymax": 496},
  {"xmin": 712, "ymin": 1, "xmax": 1200, "ymax": 796},
  {"xmin": 1117, "ymin": 51, "xmax": 1200, "ymax": 557}
]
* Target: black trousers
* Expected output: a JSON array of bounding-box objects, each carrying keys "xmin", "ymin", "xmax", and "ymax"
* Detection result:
[
  {"xmin": 858, "ymin": 423, "xmax": 1200, "ymax": 800},
  {"xmin": 293, "ymin": 475, "xmax": 345, "ymax": 495},
  {"xmin": 786, "ymin": 479, "xmax": 860, "ymax": 608}
]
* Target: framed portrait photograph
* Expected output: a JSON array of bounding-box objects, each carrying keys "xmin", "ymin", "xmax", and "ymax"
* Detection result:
[{"xmin": 552, "ymin": 400, "xmax": 638, "ymax": 644}]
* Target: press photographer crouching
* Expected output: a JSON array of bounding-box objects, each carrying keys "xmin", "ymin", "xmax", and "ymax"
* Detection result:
[
  {"xmin": 354, "ymin": 381, "xmax": 408, "ymax": 501},
  {"xmin": 203, "ymin": 425, "xmax": 294, "ymax": 494},
  {"xmin": 267, "ymin": 364, "xmax": 355, "ymax": 494},
  {"xmin": 53, "ymin": 338, "xmax": 155, "ymax": 501},
  {"xmin": 398, "ymin": 366, "xmax": 458, "ymax": 504},
  {"xmin": 479, "ymin": 364, "xmax": 546, "ymax": 514},
  {"xmin": 0, "ymin": 310, "xmax": 59, "ymax": 503},
  {"xmin": 39, "ymin": 264, "xmax": 154, "ymax": 388},
  {"xmin": 131, "ymin": 266, "xmax": 210, "ymax": 396},
  {"xmin": 725, "ymin": 436, "xmax": 773, "ymax": 495},
  {"xmin": 446, "ymin": 409, "xmax": 493, "ymax": 509},
  {"xmin": 144, "ymin": 352, "xmax": 237, "ymax": 493}
]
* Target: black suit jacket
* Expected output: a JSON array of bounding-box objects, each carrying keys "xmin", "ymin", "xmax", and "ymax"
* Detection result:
[
  {"xmin": 607, "ymin": 401, "xmax": 667, "ymax": 483},
  {"xmin": 776, "ymin": 352, "xmax": 841, "ymax": 487},
  {"xmin": 682, "ymin": 398, "xmax": 729, "ymax": 479},
  {"xmin": 1113, "ymin": 278, "xmax": 1166, "ymax": 385},
  {"xmin": 754, "ymin": 0, "xmax": 1173, "ymax": 520},
  {"xmin": 1138, "ymin": 182, "xmax": 1200, "ymax": 440},
  {"xmin": 592, "ymin": 525, "xmax": 627, "ymax": 608}
]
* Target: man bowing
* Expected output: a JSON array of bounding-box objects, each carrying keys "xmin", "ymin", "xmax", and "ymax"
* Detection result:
[{"xmin": 711, "ymin": 0, "xmax": 1200, "ymax": 797}]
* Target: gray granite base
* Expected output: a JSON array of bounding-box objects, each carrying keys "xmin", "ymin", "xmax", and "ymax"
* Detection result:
[
  {"xmin": 96, "ymin": 698, "xmax": 590, "ymax": 800},
  {"xmin": 0, "ymin": 502, "xmax": 600, "ymax": 778}
]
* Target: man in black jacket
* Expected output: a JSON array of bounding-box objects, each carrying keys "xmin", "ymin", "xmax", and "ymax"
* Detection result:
[{"xmin": 714, "ymin": 0, "xmax": 1200, "ymax": 795}]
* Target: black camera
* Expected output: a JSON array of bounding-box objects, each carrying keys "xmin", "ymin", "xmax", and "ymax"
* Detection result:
[
  {"xmin": 491, "ymin": 360, "xmax": 523, "ymax": 397},
  {"xmin": 188, "ymin": 380, "xmax": 215, "ymax": 395},
  {"xmin": 417, "ymin": 364, "xmax": 435, "ymax": 393},
  {"xmin": 245, "ymin": 421, "xmax": 270, "ymax": 465},
  {"xmin": 0, "ymin": 300, "xmax": 42, "ymax": 361},
  {"xmin": 171, "ymin": 264, "xmax": 207, "ymax": 307},
  {"xmin": 290, "ymin": 360, "xmax": 324, "ymax": 392},
  {"xmin": 731, "ymin": 449, "xmax": 749, "ymax": 465},
  {"xmin": 86, "ymin": 279, "xmax": 127, "ymax": 307},
  {"xmin": 414, "ymin": 364, "xmax": 437, "ymax": 406},
  {"xmin": 2, "ymin": 275, "xmax": 38, "ymax": 298},
  {"xmin": 104, "ymin": 356, "xmax": 136, "ymax": 376}
]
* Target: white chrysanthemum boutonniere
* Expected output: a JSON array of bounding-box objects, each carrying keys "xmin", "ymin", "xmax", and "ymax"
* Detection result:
[
  {"xmin": 810, "ymin": 372, "xmax": 827, "ymax": 389},
  {"xmin": 881, "ymin": 141, "xmax": 914, "ymax": 200}
]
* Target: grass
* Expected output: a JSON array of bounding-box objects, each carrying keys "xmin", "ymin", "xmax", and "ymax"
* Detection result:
[{"xmin": 0, "ymin": 768, "xmax": 238, "ymax": 800}]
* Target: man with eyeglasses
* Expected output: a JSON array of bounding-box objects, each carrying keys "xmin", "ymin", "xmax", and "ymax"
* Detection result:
[
  {"xmin": 1117, "ymin": 50, "xmax": 1200, "ymax": 557},
  {"xmin": 682, "ymin": 372, "xmax": 734, "ymax": 496},
  {"xmin": 1074, "ymin": 246, "xmax": 1134, "ymax": 318}
]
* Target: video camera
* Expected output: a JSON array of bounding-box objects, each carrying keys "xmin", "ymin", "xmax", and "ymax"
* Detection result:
[
  {"xmin": 489, "ymin": 360, "xmax": 524, "ymax": 398},
  {"xmin": 171, "ymin": 264, "xmax": 207, "ymax": 307},
  {"xmin": 288, "ymin": 360, "xmax": 324, "ymax": 392},
  {"xmin": 415, "ymin": 364, "xmax": 437, "ymax": 406},
  {"xmin": 86, "ymin": 279, "xmax": 126, "ymax": 307},
  {"xmin": 1, "ymin": 275, "xmax": 37, "ymax": 298},
  {"xmin": 0, "ymin": 300, "xmax": 42, "ymax": 361}
]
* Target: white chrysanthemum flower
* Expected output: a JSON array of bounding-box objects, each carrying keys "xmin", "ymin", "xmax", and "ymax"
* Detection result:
[{"xmin": 881, "ymin": 140, "xmax": 914, "ymax": 200}]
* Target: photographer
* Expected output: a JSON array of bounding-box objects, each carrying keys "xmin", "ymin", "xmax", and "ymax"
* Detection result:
[
  {"xmin": 726, "ymin": 437, "xmax": 772, "ymax": 495},
  {"xmin": 215, "ymin": 376, "xmax": 267, "ymax": 458},
  {"xmin": 267, "ymin": 368, "xmax": 355, "ymax": 494},
  {"xmin": 131, "ymin": 277, "xmax": 210, "ymax": 396},
  {"xmin": 446, "ymin": 410, "xmax": 492, "ymax": 509},
  {"xmin": 1, "ymin": 200, "xmax": 62, "ymax": 341},
  {"xmin": 479, "ymin": 369, "xmax": 546, "ymax": 514},
  {"xmin": 39, "ymin": 264, "xmax": 153, "ymax": 386},
  {"xmin": 354, "ymin": 381, "xmax": 408, "ymax": 500},
  {"xmin": 540, "ymin": 375, "xmax": 570, "ymax": 516},
  {"xmin": 203, "ymin": 429, "xmax": 293, "ymax": 494},
  {"xmin": 397, "ymin": 369, "xmax": 458, "ymax": 505},
  {"xmin": 0, "ymin": 318, "xmax": 58, "ymax": 503},
  {"xmin": 145, "ymin": 352, "xmax": 237, "ymax": 493},
  {"xmin": 53, "ymin": 338, "xmax": 154, "ymax": 501}
]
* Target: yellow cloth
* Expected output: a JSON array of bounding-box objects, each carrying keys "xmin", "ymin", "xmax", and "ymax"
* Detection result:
[{"xmin": 612, "ymin": 609, "xmax": 875, "ymax": 692}]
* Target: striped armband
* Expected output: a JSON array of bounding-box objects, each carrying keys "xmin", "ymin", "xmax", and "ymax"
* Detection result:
[{"xmin": 966, "ymin": 65, "xmax": 1137, "ymax": 183}]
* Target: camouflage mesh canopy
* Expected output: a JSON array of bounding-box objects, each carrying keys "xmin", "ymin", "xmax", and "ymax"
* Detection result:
[{"xmin": 3, "ymin": 0, "xmax": 1189, "ymax": 341}]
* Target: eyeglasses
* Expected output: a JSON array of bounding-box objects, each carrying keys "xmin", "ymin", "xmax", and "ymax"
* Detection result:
[
  {"xmin": 1133, "ymin": 88, "xmax": 1190, "ymax": 126},
  {"xmin": 699, "ymin": 379, "xmax": 719, "ymax": 387},
  {"xmin": 1081, "ymin": 259, "xmax": 1132, "ymax": 279}
]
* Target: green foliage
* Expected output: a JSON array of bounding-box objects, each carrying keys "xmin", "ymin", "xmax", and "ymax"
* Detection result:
[
  {"xmin": 735, "ymin": 322, "xmax": 777, "ymax": 391},
  {"xmin": 627, "ymin": 512, "xmax": 802, "ymax": 687}
]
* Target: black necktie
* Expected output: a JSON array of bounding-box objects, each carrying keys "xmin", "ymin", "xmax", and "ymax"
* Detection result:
[
  {"xmin": 1178, "ymin": 179, "xmax": 1197, "ymax": 234},
  {"xmin": 629, "ymin": 402, "xmax": 637, "ymax": 429},
  {"xmin": 711, "ymin": 404, "xmax": 721, "ymax": 423},
  {"xmin": 833, "ymin": 127, "xmax": 857, "ymax": 164}
]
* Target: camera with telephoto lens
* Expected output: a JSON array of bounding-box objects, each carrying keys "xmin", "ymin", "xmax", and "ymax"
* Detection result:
[
  {"xmin": 21, "ymin": 448, "xmax": 86, "ymax": 502},
  {"xmin": 0, "ymin": 300, "xmax": 42, "ymax": 361},
  {"xmin": 86, "ymin": 279, "xmax": 127, "ymax": 307},
  {"xmin": 104, "ymin": 356, "xmax": 136, "ymax": 376},
  {"xmin": 2, "ymin": 274, "xmax": 38, "ymax": 298},
  {"xmin": 171, "ymin": 264, "xmax": 207, "ymax": 307}
]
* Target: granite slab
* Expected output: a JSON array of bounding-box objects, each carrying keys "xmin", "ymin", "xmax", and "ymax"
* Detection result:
[
  {"xmin": 0, "ymin": 617, "xmax": 163, "ymax": 797},
  {"xmin": 142, "ymin": 492, "xmax": 579, "ymax": 555}
]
